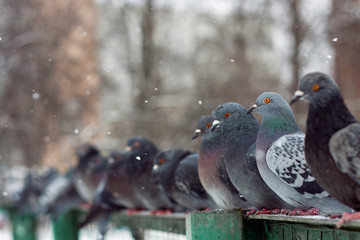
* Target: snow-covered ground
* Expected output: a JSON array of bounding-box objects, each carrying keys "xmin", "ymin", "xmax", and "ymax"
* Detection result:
[{"xmin": 0, "ymin": 221, "xmax": 186, "ymax": 240}]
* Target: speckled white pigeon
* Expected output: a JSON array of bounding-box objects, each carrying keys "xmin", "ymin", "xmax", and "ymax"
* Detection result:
[{"xmin": 247, "ymin": 92, "xmax": 352, "ymax": 214}]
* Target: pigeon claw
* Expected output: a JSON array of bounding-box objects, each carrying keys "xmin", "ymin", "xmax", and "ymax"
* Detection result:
[
  {"xmin": 245, "ymin": 209, "xmax": 257, "ymax": 216},
  {"xmin": 286, "ymin": 208, "xmax": 319, "ymax": 216}
]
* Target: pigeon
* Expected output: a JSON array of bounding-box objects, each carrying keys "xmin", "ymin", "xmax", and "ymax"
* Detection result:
[
  {"xmin": 152, "ymin": 149, "xmax": 218, "ymax": 211},
  {"xmin": 0, "ymin": 166, "xmax": 27, "ymax": 207},
  {"xmin": 73, "ymin": 144, "xmax": 109, "ymax": 203},
  {"xmin": 248, "ymin": 91, "xmax": 352, "ymax": 214},
  {"xmin": 193, "ymin": 115, "xmax": 248, "ymax": 209},
  {"xmin": 105, "ymin": 151, "xmax": 146, "ymax": 209},
  {"xmin": 78, "ymin": 170, "xmax": 125, "ymax": 240},
  {"xmin": 212, "ymin": 102, "xmax": 291, "ymax": 210},
  {"xmin": 106, "ymin": 136, "xmax": 178, "ymax": 211},
  {"xmin": 16, "ymin": 167, "xmax": 59, "ymax": 214},
  {"xmin": 39, "ymin": 167, "xmax": 85, "ymax": 219},
  {"xmin": 290, "ymin": 72, "xmax": 360, "ymax": 211}
]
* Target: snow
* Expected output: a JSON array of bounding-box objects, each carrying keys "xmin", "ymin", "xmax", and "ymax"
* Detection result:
[{"xmin": 32, "ymin": 92, "xmax": 40, "ymax": 99}]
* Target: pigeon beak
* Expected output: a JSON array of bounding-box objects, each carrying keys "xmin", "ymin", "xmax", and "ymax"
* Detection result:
[
  {"xmin": 211, "ymin": 120, "xmax": 220, "ymax": 132},
  {"xmin": 192, "ymin": 129, "xmax": 202, "ymax": 139},
  {"xmin": 108, "ymin": 157, "xmax": 115, "ymax": 164},
  {"xmin": 124, "ymin": 146, "xmax": 132, "ymax": 152},
  {"xmin": 152, "ymin": 164, "xmax": 159, "ymax": 171},
  {"xmin": 246, "ymin": 104, "xmax": 258, "ymax": 114},
  {"xmin": 290, "ymin": 90, "xmax": 305, "ymax": 105}
]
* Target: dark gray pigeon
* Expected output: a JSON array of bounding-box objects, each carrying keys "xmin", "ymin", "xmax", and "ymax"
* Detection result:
[
  {"xmin": 16, "ymin": 167, "xmax": 59, "ymax": 215},
  {"xmin": 212, "ymin": 102, "xmax": 291, "ymax": 210},
  {"xmin": 105, "ymin": 150, "xmax": 146, "ymax": 209},
  {"xmin": 106, "ymin": 136, "xmax": 178, "ymax": 211},
  {"xmin": 39, "ymin": 167, "xmax": 84, "ymax": 219},
  {"xmin": 78, "ymin": 170, "xmax": 125, "ymax": 240},
  {"xmin": 290, "ymin": 72, "xmax": 360, "ymax": 211},
  {"xmin": 73, "ymin": 144, "xmax": 109, "ymax": 203},
  {"xmin": 248, "ymin": 91, "xmax": 352, "ymax": 214},
  {"xmin": 152, "ymin": 149, "xmax": 218, "ymax": 211},
  {"xmin": 193, "ymin": 115, "xmax": 248, "ymax": 209}
]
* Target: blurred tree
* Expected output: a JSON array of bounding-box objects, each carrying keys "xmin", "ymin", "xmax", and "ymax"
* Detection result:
[
  {"xmin": 288, "ymin": 0, "xmax": 304, "ymax": 94},
  {"xmin": 328, "ymin": 0, "xmax": 360, "ymax": 119},
  {"xmin": 0, "ymin": 0, "xmax": 100, "ymax": 170},
  {"xmin": 96, "ymin": 1, "xmax": 285, "ymax": 151}
]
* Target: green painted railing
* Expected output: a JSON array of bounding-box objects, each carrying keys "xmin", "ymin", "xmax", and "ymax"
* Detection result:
[{"xmin": 3, "ymin": 207, "xmax": 360, "ymax": 240}]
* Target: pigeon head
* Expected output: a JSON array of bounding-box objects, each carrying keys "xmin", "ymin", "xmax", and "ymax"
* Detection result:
[
  {"xmin": 76, "ymin": 144, "xmax": 100, "ymax": 160},
  {"xmin": 247, "ymin": 92, "xmax": 295, "ymax": 118},
  {"xmin": 290, "ymin": 72, "xmax": 340, "ymax": 105},
  {"xmin": 152, "ymin": 149, "xmax": 191, "ymax": 183},
  {"xmin": 109, "ymin": 149, "xmax": 126, "ymax": 162},
  {"xmin": 192, "ymin": 115, "xmax": 214, "ymax": 139},
  {"xmin": 126, "ymin": 136, "xmax": 158, "ymax": 155},
  {"xmin": 125, "ymin": 136, "xmax": 158, "ymax": 175},
  {"xmin": 76, "ymin": 144, "xmax": 102, "ymax": 171},
  {"xmin": 212, "ymin": 102, "xmax": 258, "ymax": 133}
]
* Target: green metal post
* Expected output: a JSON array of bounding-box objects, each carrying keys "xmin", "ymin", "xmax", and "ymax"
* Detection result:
[
  {"xmin": 8, "ymin": 208, "xmax": 37, "ymax": 240},
  {"xmin": 186, "ymin": 209, "xmax": 243, "ymax": 240},
  {"xmin": 53, "ymin": 210, "xmax": 80, "ymax": 240}
]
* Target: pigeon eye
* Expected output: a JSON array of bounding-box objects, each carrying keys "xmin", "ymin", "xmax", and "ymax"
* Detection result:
[
  {"xmin": 224, "ymin": 112, "xmax": 230, "ymax": 118},
  {"xmin": 312, "ymin": 83, "xmax": 320, "ymax": 91},
  {"xmin": 263, "ymin": 97, "xmax": 271, "ymax": 104},
  {"xmin": 159, "ymin": 158, "xmax": 165, "ymax": 164},
  {"xmin": 206, "ymin": 123, "xmax": 212, "ymax": 128}
]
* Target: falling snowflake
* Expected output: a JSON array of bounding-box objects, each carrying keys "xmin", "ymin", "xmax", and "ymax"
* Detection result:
[{"xmin": 32, "ymin": 93, "xmax": 40, "ymax": 99}]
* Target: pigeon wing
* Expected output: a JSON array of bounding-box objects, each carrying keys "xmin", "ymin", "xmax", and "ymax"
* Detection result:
[
  {"xmin": 266, "ymin": 134, "xmax": 328, "ymax": 198},
  {"xmin": 174, "ymin": 157, "xmax": 208, "ymax": 199},
  {"xmin": 330, "ymin": 123, "xmax": 360, "ymax": 185}
]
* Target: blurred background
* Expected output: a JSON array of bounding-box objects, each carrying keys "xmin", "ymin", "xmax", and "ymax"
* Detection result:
[{"xmin": 0, "ymin": 0, "xmax": 359, "ymax": 172}]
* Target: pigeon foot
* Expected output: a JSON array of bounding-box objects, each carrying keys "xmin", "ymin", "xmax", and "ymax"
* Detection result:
[
  {"xmin": 286, "ymin": 208, "xmax": 319, "ymax": 216},
  {"xmin": 245, "ymin": 208, "xmax": 282, "ymax": 216},
  {"xmin": 127, "ymin": 208, "xmax": 144, "ymax": 216},
  {"xmin": 149, "ymin": 209, "xmax": 172, "ymax": 215},
  {"xmin": 336, "ymin": 212, "xmax": 360, "ymax": 228}
]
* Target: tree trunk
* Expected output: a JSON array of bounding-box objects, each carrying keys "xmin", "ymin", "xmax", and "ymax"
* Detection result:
[
  {"xmin": 0, "ymin": 0, "xmax": 100, "ymax": 171},
  {"xmin": 328, "ymin": 0, "xmax": 360, "ymax": 119}
]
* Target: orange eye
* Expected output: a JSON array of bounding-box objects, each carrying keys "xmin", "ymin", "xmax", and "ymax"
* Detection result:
[
  {"xmin": 133, "ymin": 141, "xmax": 140, "ymax": 148},
  {"xmin": 159, "ymin": 158, "xmax": 165, "ymax": 164},
  {"xmin": 312, "ymin": 84, "xmax": 320, "ymax": 91},
  {"xmin": 263, "ymin": 97, "xmax": 270, "ymax": 104},
  {"xmin": 224, "ymin": 112, "xmax": 230, "ymax": 118},
  {"xmin": 206, "ymin": 123, "xmax": 212, "ymax": 128}
]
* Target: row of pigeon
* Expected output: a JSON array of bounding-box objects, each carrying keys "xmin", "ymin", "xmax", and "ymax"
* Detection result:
[{"xmin": 2, "ymin": 72, "xmax": 360, "ymax": 237}]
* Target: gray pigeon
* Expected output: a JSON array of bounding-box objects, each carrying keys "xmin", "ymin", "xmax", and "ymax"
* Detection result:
[
  {"xmin": 152, "ymin": 149, "xmax": 218, "ymax": 211},
  {"xmin": 248, "ymin": 92, "xmax": 352, "ymax": 214},
  {"xmin": 193, "ymin": 115, "xmax": 248, "ymax": 209},
  {"xmin": 212, "ymin": 102, "xmax": 291, "ymax": 210},
  {"xmin": 290, "ymin": 72, "xmax": 360, "ymax": 211}
]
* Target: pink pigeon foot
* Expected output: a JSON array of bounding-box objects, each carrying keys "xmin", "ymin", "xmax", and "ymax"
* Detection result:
[
  {"xmin": 287, "ymin": 208, "xmax": 319, "ymax": 216},
  {"xmin": 336, "ymin": 212, "xmax": 360, "ymax": 228},
  {"xmin": 127, "ymin": 208, "xmax": 143, "ymax": 216}
]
